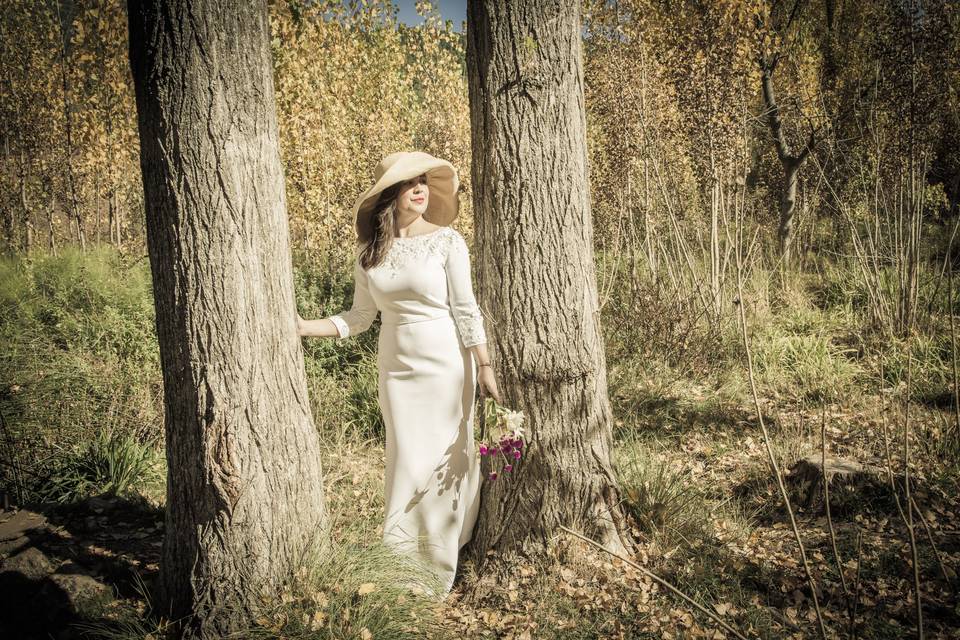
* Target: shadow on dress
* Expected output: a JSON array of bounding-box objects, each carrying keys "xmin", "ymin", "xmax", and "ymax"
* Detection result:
[{"xmin": 403, "ymin": 409, "xmax": 472, "ymax": 515}]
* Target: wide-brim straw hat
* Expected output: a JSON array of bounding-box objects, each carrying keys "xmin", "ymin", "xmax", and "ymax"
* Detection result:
[{"xmin": 352, "ymin": 151, "xmax": 460, "ymax": 242}]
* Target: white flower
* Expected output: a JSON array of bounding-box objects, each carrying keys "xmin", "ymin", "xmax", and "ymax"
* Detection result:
[{"xmin": 504, "ymin": 410, "xmax": 525, "ymax": 435}]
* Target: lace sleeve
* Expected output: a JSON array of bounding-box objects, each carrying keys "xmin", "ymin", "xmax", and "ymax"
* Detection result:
[
  {"xmin": 327, "ymin": 257, "xmax": 378, "ymax": 338},
  {"xmin": 444, "ymin": 231, "xmax": 487, "ymax": 348}
]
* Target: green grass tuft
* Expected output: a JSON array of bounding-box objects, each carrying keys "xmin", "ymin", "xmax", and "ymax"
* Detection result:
[
  {"xmin": 614, "ymin": 436, "xmax": 711, "ymax": 552},
  {"xmin": 37, "ymin": 428, "xmax": 164, "ymax": 504}
]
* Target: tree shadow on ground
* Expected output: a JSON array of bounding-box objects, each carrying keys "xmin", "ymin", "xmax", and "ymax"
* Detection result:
[
  {"xmin": 610, "ymin": 380, "xmax": 765, "ymax": 443},
  {"xmin": 0, "ymin": 493, "xmax": 165, "ymax": 639}
]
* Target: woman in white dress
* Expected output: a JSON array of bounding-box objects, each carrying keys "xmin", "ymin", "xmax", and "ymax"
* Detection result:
[{"xmin": 297, "ymin": 151, "xmax": 500, "ymax": 596}]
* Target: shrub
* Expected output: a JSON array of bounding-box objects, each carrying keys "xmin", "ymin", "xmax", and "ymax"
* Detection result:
[
  {"xmin": 751, "ymin": 325, "xmax": 863, "ymax": 403},
  {"xmin": 614, "ymin": 437, "xmax": 710, "ymax": 552},
  {"xmin": 37, "ymin": 428, "xmax": 164, "ymax": 504},
  {"xmin": 875, "ymin": 333, "xmax": 954, "ymax": 406},
  {"xmin": 0, "ymin": 247, "xmax": 164, "ymax": 503}
]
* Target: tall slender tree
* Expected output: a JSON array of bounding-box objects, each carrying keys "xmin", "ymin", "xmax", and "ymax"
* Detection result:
[
  {"xmin": 760, "ymin": 51, "xmax": 816, "ymax": 262},
  {"xmin": 464, "ymin": 0, "xmax": 635, "ymax": 577},
  {"xmin": 127, "ymin": 1, "xmax": 329, "ymax": 636}
]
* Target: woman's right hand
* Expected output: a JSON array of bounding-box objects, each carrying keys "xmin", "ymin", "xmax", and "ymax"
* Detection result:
[{"xmin": 296, "ymin": 312, "xmax": 308, "ymax": 337}]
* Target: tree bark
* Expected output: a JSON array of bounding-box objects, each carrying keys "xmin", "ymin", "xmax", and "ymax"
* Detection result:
[
  {"xmin": 464, "ymin": 0, "xmax": 636, "ymax": 577},
  {"xmin": 127, "ymin": 1, "xmax": 329, "ymax": 636}
]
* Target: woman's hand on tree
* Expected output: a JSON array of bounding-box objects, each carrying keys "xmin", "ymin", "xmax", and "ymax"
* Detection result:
[{"xmin": 296, "ymin": 312, "xmax": 308, "ymax": 337}]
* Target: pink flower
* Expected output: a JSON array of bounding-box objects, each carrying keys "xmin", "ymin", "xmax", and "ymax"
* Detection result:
[{"xmin": 478, "ymin": 399, "xmax": 527, "ymax": 483}]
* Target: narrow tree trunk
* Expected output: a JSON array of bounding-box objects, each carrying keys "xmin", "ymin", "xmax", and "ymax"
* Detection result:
[
  {"xmin": 1, "ymin": 19, "xmax": 23, "ymax": 255},
  {"xmin": 1, "ymin": 133, "xmax": 14, "ymax": 254},
  {"xmin": 780, "ymin": 156, "xmax": 803, "ymax": 260},
  {"xmin": 111, "ymin": 188, "xmax": 123, "ymax": 250},
  {"xmin": 95, "ymin": 176, "xmax": 102, "ymax": 245},
  {"xmin": 821, "ymin": 0, "xmax": 838, "ymax": 92},
  {"xmin": 54, "ymin": 0, "xmax": 85, "ymax": 251},
  {"xmin": 47, "ymin": 198, "xmax": 56, "ymax": 255},
  {"xmin": 760, "ymin": 57, "xmax": 814, "ymax": 262},
  {"xmin": 127, "ymin": 1, "xmax": 329, "ymax": 636},
  {"xmin": 18, "ymin": 145, "xmax": 29, "ymax": 254},
  {"xmin": 40, "ymin": 158, "xmax": 57, "ymax": 256},
  {"xmin": 95, "ymin": 0, "xmax": 113, "ymax": 249},
  {"xmin": 465, "ymin": 0, "xmax": 635, "ymax": 577},
  {"xmin": 108, "ymin": 188, "xmax": 117, "ymax": 247},
  {"xmin": 710, "ymin": 161, "xmax": 722, "ymax": 321}
]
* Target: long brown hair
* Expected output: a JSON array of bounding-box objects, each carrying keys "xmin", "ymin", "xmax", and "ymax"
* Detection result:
[{"xmin": 358, "ymin": 182, "xmax": 404, "ymax": 271}]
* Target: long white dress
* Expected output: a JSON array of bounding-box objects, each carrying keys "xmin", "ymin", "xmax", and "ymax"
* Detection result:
[{"xmin": 326, "ymin": 226, "xmax": 486, "ymax": 595}]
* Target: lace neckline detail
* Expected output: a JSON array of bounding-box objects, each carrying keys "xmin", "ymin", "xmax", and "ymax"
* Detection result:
[
  {"xmin": 371, "ymin": 226, "xmax": 454, "ymax": 278},
  {"xmin": 393, "ymin": 226, "xmax": 446, "ymax": 240}
]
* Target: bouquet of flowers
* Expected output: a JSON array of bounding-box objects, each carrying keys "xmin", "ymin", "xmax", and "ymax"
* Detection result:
[{"xmin": 475, "ymin": 396, "xmax": 526, "ymax": 481}]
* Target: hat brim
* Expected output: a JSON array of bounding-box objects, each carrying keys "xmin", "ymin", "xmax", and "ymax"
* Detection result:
[{"xmin": 352, "ymin": 153, "xmax": 459, "ymax": 241}]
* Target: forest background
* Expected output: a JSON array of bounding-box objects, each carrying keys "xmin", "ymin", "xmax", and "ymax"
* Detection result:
[{"xmin": 1, "ymin": 0, "xmax": 959, "ymax": 638}]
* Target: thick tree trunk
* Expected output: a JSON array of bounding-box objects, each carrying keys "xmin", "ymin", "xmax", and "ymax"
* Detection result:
[
  {"xmin": 464, "ymin": 0, "xmax": 635, "ymax": 576},
  {"xmin": 127, "ymin": 1, "xmax": 329, "ymax": 637}
]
